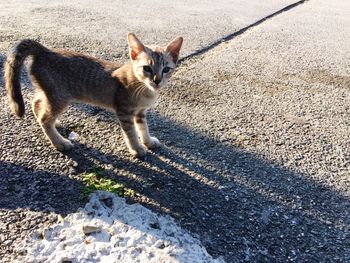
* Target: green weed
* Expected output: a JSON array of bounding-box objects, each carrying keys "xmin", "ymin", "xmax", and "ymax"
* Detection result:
[{"xmin": 80, "ymin": 169, "xmax": 136, "ymax": 200}]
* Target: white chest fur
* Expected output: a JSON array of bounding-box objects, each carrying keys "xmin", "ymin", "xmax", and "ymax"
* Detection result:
[{"xmin": 135, "ymin": 93, "xmax": 158, "ymax": 110}]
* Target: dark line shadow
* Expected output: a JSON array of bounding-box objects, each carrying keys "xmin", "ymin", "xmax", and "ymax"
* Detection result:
[{"xmin": 179, "ymin": 0, "xmax": 309, "ymax": 64}]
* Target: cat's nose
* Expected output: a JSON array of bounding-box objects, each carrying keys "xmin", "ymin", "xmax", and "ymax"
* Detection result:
[{"xmin": 153, "ymin": 76, "xmax": 161, "ymax": 85}]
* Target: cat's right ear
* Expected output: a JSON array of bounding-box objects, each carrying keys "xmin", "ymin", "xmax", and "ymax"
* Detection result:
[{"xmin": 127, "ymin": 33, "xmax": 145, "ymax": 60}]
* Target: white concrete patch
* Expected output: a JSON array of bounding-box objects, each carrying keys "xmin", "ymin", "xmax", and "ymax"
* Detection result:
[{"xmin": 17, "ymin": 191, "xmax": 225, "ymax": 263}]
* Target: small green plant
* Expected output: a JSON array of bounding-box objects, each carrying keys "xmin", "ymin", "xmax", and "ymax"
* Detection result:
[{"xmin": 80, "ymin": 169, "xmax": 136, "ymax": 200}]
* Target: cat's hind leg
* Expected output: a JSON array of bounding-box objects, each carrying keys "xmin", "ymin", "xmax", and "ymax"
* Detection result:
[
  {"xmin": 34, "ymin": 95, "xmax": 72, "ymax": 151},
  {"xmin": 32, "ymin": 96, "xmax": 42, "ymax": 120},
  {"xmin": 32, "ymin": 95, "xmax": 61, "ymax": 127}
]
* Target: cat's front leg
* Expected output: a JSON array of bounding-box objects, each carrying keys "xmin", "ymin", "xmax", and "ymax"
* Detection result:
[
  {"xmin": 134, "ymin": 111, "xmax": 161, "ymax": 149},
  {"xmin": 117, "ymin": 111, "xmax": 147, "ymax": 158}
]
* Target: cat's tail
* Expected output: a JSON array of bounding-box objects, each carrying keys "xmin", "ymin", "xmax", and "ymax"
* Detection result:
[{"xmin": 4, "ymin": 39, "xmax": 47, "ymax": 117}]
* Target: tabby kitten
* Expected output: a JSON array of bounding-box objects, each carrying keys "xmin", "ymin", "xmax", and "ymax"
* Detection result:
[{"xmin": 4, "ymin": 33, "xmax": 183, "ymax": 158}]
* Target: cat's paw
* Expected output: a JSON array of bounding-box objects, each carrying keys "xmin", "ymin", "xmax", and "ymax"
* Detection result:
[
  {"xmin": 53, "ymin": 139, "xmax": 74, "ymax": 151},
  {"xmin": 129, "ymin": 145, "xmax": 147, "ymax": 159},
  {"xmin": 144, "ymin": 137, "xmax": 161, "ymax": 149}
]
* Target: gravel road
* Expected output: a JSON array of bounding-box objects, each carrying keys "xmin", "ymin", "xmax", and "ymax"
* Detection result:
[{"xmin": 1, "ymin": 0, "xmax": 350, "ymax": 262}]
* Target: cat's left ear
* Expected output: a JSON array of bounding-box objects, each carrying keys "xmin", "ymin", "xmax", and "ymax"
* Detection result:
[
  {"xmin": 127, "ymin": 33, "xmax": 145, "ymax": 60},
  {"xmin": 165, "ymin": 37, "xmax": 183, "ymax": 63}
]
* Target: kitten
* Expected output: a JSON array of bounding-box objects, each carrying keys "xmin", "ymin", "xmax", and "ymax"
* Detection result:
[{"xmin": 4, "ymin": 33, "xmax": 183, "ymax": 158}]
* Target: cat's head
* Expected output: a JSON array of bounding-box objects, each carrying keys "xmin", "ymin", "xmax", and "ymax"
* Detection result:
[{"xmin": 127, "ymin": 33, "xmax": 183, "ymax": 91}]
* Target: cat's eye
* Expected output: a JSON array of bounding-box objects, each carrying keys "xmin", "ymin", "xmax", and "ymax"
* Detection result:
[
  {"xmin": 162, "ymin": 67, "xmax": 171, "ymax": 74},
  {"xmin": 143, "ymin": 66, "xmax": 153, "ymax": 73}
]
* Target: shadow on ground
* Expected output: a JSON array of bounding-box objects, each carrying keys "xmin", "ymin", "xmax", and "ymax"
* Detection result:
[
  {"xmin": 58, "ymin": 110, "xmax": 350, "ymax": 262},
  {"xmin": 0, "ymin": 161, "xmax": 84, "ymax": 214}
]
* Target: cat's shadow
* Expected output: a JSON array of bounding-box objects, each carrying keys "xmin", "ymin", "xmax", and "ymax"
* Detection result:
[{"xmin": 61, "ymin": 110, "xmax": 350, "ymax": 261}]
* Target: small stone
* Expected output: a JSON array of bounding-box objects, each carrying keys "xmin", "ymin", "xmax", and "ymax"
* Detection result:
[
  {"xmin": 72, "ymin": 161, "xmax": 78, "ymax": 168},
  {"xmin": 3, "ymin": 240, "xmax": 12, "ymax": 246},
  {"xmin": 57, "ymin": 215, "xmax": 65, "ymax": 223},
  {"xmin": 101, "ymin": 197, "xmax": 113, "ymax": 209},
  {"xmin": 149, "ymin": 222, "xmax": 160, "ymax": 229},
  {"xmin": 61, "ymin": 257, "xmax": 73, "ymax": 263},
  {"xmin": 154, "ymin": 240, "xmax": 165, "ymax": 249},
  {"xmin": 105, "ymin": 164, "xmax": 114, "ymax": 170},
  {"xmin": 82, "ymin": 225, "xmax": 102, "ymax": 235},
  {"xmin": 237, "ymin": 135, "xmax": 249, "ymax": 141},
  {"xmin": 68, "ymin": 132, "xmax": 79, "ymax": 141},
  {"xmin": 84, "ymin": 236, "xmax": 93, "ymax": 244},
  {"xmin": 284, "ymin": 114, "xmax": 308, "ymax": 125}
]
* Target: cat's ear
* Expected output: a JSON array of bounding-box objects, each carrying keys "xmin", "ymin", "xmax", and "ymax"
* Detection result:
[
  {"xmin": 165, "ymin": 37, "xmax": 183, "ymax": 63},
  {"xmin": 127, "ymin": 33, "xmax": 145, "ymax": 60}
]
